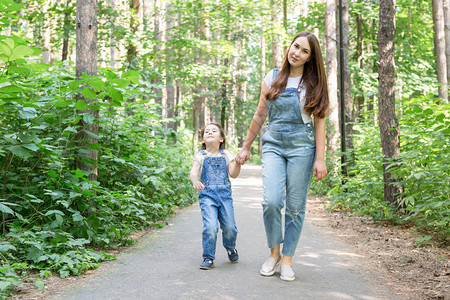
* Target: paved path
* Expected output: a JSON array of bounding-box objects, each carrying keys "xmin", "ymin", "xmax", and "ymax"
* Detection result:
[{"xmin": 48, "ymin": 164, "xmax": 400, "ymax": 300}]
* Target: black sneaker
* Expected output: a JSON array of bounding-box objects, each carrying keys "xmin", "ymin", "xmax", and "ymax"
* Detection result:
[
  {"xmin": 200, "ymin": 258, "xmax": 214, "ymax": 270},
  {"xmin": 227, "ymin": 249, "xmax": 239, "ymax": 263}
]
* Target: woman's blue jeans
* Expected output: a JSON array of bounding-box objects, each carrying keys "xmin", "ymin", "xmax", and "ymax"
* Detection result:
[{"xmin": 261, "ymin": 123, "xmax": 316, "ymax": 257}]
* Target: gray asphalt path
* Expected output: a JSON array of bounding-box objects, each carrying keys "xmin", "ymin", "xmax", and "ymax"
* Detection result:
[{"xmin": 48, "ymin": 164, "xmax": 400, "ymax": 300}]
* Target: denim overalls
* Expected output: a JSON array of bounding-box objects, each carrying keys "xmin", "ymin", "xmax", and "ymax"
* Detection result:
[
  {"xmin": 198, "ymin": 149, "xmax": 238, "ymax": 260},
  {"xmin": 261, "ymin": 69, "xmax": 316, "ymax": 257}
]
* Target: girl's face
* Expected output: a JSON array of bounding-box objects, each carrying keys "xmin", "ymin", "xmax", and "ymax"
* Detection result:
[
  {"xmin": 287, "ymin": 36, "xmax": 311, "ymax": 69},
  {"xmin": 203, "ymin": 124, "xmax": 223, "ymax": 149}
]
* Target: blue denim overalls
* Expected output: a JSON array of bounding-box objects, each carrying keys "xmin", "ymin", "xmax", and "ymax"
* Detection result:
[
  {"xmin": 198, "ymin": 149, "xmax": 238, "ymax": 260},
  {"xmin": 261, "ymin": 69, "xmax": 316, "ymax": 256}
]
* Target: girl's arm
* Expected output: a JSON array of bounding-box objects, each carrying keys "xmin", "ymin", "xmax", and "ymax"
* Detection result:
[
  {"xmin": 189, "ymin": 160, "xmax": 205, "ymax": 191},
  {"xmin": 313, "ymin": 116, "xmax": 327, "ymax": 181},
  {"xmin": 228, "ymin": 160, "xmax": 241, "ymax": 178},
  {"xmin": 236, "ymin": 82, "xmax": 269, "ymax": 164}
]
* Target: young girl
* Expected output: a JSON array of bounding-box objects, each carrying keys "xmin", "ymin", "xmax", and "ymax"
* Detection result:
[
  {"xmin": 189, "ymin": 123, "xmax": 241, "ymax": 270},
  {"xmin": 236, "ymin": 31, "xmax": 329, "ymax": 281}
]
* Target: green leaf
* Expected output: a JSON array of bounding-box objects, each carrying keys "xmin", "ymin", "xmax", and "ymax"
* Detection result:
[
  {"xmin": 74, "ymin": 168, "xmax": 84, "ymax": 179},
  {"xmin": 10, "ymin": 45, "xmax": 34, "ymax": 60},
  {"xmin": 68, "ymin": 80, "xmax": 81, "ymax": 90},
  {"xmin": 44, "ymin": 210, "xmax": 65, "ymax": 216},
  {"xmin": 81, "ymin": 87, "xmax": 96, "ymax": 99},
  {"xmin": 0, "ymin": 202, "xmax": 16, "ymax": 216},
  {"xmin": 84, "ymin": 129, "xmax": 100, "ymax": 140},
  {"xmin": 106, "ymin": 87, "xmax": 123, "ymax": 102},
  {"xmin": 18, "ymin": 107, "xmax": 37, "ymax": 119},
  {"xmin": 34, "ymin": 280, "xmax": 45, "ymax": 291},
  {"xmin": 0, "ymin": 243, "xmax": 16, "ymax": 252},
  {"xmin": 22, "ymin": 143, "xmax": 39, "ymax": 152},
  {"xmin": 122, "ymin": 70, "xmax": 139, "ymax": 84},
  {"xmin": 0, "ymin": 281, "xmax": 11, "ymax": 291},
  {"xmin": 7, "ymin": 145, "xmax": 33, "ymax": 159},
  {"xmin": 74, "ymin": 100, "xmax": 88, "ymax": 110},
  {"xmin": 83, "ymin": 113, "xmax": 95, "ymax": 124}
]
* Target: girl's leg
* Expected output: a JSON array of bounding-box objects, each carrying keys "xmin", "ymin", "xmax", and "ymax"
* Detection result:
[
  {"xmin": 199, "ymin": 194, "xmax": 219, "ymax": 260},
  {"xmin": 217, "ymin": 186, "xmax": 238, "ymax": 250}
]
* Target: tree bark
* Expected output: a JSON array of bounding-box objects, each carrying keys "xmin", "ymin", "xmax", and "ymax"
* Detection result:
[
  {"xmin": 445, "ymin": 0, "xmax": 450, "ymax": 98},
  {"xmin": 341, "ymin": 0, "xmax": 354, "ymax": 168},
  {"xmin": 325, "ymin": 0, "xmax": 339, "ymax": 173},
  {"xmin": 109, "ymin": 0, "xmax": 116, "ymax": 68},
  {"xmin": 62, "ymin": 0, "xmax": 72, "ymax": 61},
  {"xmin": 126, "ymin": 0, "xmax": 140, "ymax": 64},
  {"xmin": 165, "ymin": 1, "xmax": 177, "ymax": 133},
  {"xmin": 259, "ymin": 16, "xmax": 266, "ymax": 156},
  {"xmin": 271, "ymin": 0, "xmax": 281, "ymax": 68},
  {"xmin": 432, "ymin": 0, "xmax": 448, "ymax": 103},
  {"xmin": 354, "ymin": 13, "xmax": 364, "ymax": 121},
  {"xmin": 42, "ymin": 2, "xmax": 52, "ymax": 65},
  {"xmin": 76, "ymin": 0, "xmax": 98, "ymax": 181},
  {"xmin": 378, "ymin": 0, "xmax": 403, "ymax": 205}
]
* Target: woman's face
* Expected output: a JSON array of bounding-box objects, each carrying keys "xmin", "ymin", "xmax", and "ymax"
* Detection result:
[{"xmin": 287, "ymin": 36, "xmax": 312, "ymax": 69}]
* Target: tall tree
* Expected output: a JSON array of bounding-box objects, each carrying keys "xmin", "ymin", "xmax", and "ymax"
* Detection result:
[
  {"xmin": 271, "ymin": 0, "xmax": 281, "ymax": 68},
  {"xmin": 445, "ymin": 0, "xmax": 450, "ymax": 93},
  {"xmin": 341, "ymin": 0, "xmax": 354, "ymax": 167},
  {"xmin": 61, "ymin": 0, "xmax": 73, "ymax": 61},
  {"xmin": 432, "ymin": 0, "xmax": 448, "ymax": 103},
  {"xmin": 325, "ymin": 0, "xmax": 339, "ymax": 173},
  {"xmin": 378, "ymin": 0, "xmax": 403, "ymax": 204},
  {"xmin": 259, "ymin": 15, "xmax": 266, "ymax": 156},
  {"xmin": 76, "ymin": 0, "xmax": 98, "ymax": 181},
  {"xmin": 126, "ymin": 0, "xmax": 140, "ymax": 64}
]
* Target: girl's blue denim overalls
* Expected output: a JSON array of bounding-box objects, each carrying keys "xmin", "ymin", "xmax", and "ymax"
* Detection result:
[
  {"xmin": 261, "ymin": 69, "xmax": 316, "ymax": 256},
  {"xmin": 198, "ymin": 149, "xmax": 238, "ymax": 260}
]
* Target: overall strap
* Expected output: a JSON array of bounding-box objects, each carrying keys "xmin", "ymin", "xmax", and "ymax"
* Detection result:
[
  {"xmin": 219, "ymin": 149, "xmax": 227, "ymax": 159},
  {"xmin": 200, "ymin": 150, "xmax": 208, "ymax": 159},
  {"xmin": 272, "ymin": 68, "xmax": 280, "ymax": 81}
]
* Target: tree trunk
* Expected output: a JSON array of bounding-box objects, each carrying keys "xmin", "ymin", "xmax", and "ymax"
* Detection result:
[
  {"xmin": 110, "ymin": 0, "xmax": 115, "ymax": 68},
  {"xmin": 259, "ymin": 16, "xmax": 266, "ymax": 156},
  {"xmin": 354, "ymin": 13, "xmax": 364, "ymax": 121},
  {"xmin": 126, "ymin": 0, "xmax": 140, "ymax": 64},
  {"xmin": 165, "ymin": 2, "xmax": 177, "ymax": 133},
  {"xmin": 378, "ymin": 0, "xmax": 403, "ymax": 205},
  {"xmin": 325, "ymin": 0, "xmax": 339, "ymax": 174},
  {"xmin": 445, "ymin": 0, "xmax": 450, "ymax": 98},
  {"xmin": 62, "ymin": 0, "xmax": 72, "ymax": 61},
  {"xmin": 271, "ymin": 0, "xmax": 281, "ymax": 68},
  {"xmin": 43, "ymin": 2, "xmax": 52, "ymax": 65},
  {"xmin": 152, "ymin": 0, "xmax": 163, "ymax": 115},
  {"xmin": 341, "ymin": 0, "xmax": 354, "ymax": 168},
  {"xmin": 432, "ymin": 0, "xmax": 448, "ymax": 103},
  {"xmin": 76, "ymin": 0, "xmax": 98, "ymax": 181}
]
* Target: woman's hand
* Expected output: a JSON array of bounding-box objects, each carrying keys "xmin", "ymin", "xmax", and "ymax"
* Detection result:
[
  {"xmin": 236, "ymin": 148, "xmax": 250, "ymax": 165},
  {"xmin": 314, "ymin": 160, "xmax": 327, "ymax": 181}
]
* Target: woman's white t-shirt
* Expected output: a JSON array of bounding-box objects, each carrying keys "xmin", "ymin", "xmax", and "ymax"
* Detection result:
[
  {"xmin": 263, "ymin": 69, "xmax": 312, "ymax": 124},
  {"xmin": 194, "ymin": 149, "xmax": 235, "ymax": 177}
]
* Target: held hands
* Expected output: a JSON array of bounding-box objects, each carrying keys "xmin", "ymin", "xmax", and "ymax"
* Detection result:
[
  {"xmin": 314, "ymin": 160, "xmax": 327, "ymax": 182},
  {"xmin": 235, "ymin": 148, "xmax": 250, "ymax": 165},
  {"xmin": 192, "ymin": 180, "xmax": 205, "ymax": 191}
]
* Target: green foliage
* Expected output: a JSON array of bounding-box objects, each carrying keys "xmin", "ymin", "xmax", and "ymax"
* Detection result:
[
  {"xmin": 0, "ymin": 33, "xmax": 196, "ymax": 297},
  {"xmin": 311, "ymin": 95, "xmax": 449, "ymax": 243}
]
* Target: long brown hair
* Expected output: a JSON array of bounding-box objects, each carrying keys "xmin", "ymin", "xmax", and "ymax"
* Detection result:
[
  {"xmin": 266, "ymin": 31, "xmax": 329, "ymax": 118},
  {"xmin": 200, "ymin": 123, "xmax": 226, "ymax": 150}
]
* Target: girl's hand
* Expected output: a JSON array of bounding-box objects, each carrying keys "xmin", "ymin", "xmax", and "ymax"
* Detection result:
[
  {"xmin": 236, "ymin": 148, "xmax": 250, "ymax": 165},
  {"xmin": 192, "ymin": 180, "xmax": 205, "ymax": 191},
  {"xmin": 314, "ymin": 160, "xmax": 327, "ymax": 182}
]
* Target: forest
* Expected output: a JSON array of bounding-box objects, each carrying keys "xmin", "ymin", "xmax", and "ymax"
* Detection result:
[{"xmin": 0, "ymin": 0, "xmax": 449, "ymax": 296}]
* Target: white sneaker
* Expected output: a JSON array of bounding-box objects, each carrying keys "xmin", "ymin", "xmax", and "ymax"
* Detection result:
[
  {"xmin": 280, "ymin": 264, "xmax": 295, "ymax": 281},
  {"xmin": 260, "ymin": 256, "xmax": 281, "ymax": 276}
]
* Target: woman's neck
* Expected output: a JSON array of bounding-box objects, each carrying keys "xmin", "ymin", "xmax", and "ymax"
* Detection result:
[{"xmin": 289, "ymin": 66, "xmax": 304, "ymax": 78}]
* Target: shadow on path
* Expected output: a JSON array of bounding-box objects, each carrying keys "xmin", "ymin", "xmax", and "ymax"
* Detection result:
[{"xmin": 48, "ymin": 164, "xmax": 400, "ymax": 300}]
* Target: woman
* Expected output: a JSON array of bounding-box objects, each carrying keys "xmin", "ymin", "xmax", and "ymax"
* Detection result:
[{"xmin": 236, "ymin": 31, "xmax": 329, "ymax": 281}]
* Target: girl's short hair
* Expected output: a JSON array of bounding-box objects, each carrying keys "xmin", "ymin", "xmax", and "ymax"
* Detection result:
[{"xmin": 200, "ymin": 123, "xmax": 226, "ymax": 150}]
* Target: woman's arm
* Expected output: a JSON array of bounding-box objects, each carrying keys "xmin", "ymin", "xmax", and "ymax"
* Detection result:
[
  {"xmin": 313, "ymin": 116, "xmax": 327, "ymax": 181},
  {"xmin": 189, "ymin": 160, "xmax": 205, "ymax": 191},
  {"xmin": 236, "ymin": 82, "xmax": 269, "ymax": 164}
]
